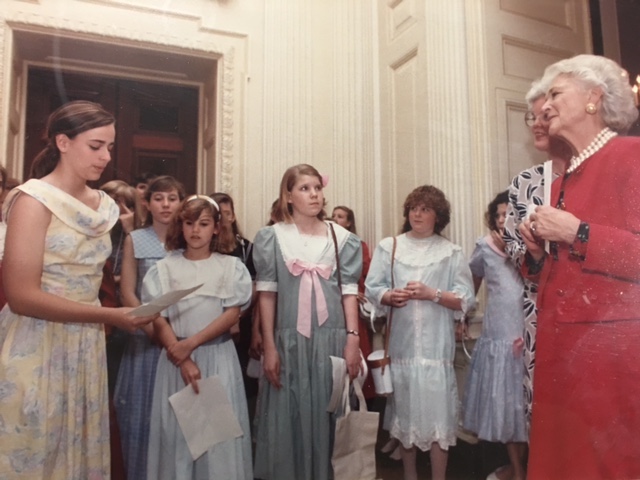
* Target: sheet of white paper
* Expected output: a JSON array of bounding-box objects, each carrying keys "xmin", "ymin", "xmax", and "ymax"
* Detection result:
[
  {"xmin": 168, "ymin": 375, "xmax": 243, "ymax": 461},
  {"xmin": 543, "ymin": 160, "xmax": 552, "ymax": 254},
  {"xmin": 327, "ymin": 356, "xmax": 347, "ymax": 413},
  {"xmin": 129, "ymin": 283, "xmax": 203, "ymax": 316}
]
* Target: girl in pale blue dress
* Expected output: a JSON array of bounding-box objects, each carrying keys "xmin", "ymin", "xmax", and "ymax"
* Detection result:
[
  {"xmin": 253, "ymin": 164, "xmax": 362, "ymax": 480},
  {"xmin": 365, "ymin": 185, "xmax": 475, "ymax": 480},
  {"xmin": 145, "ymin": 195, "xmax": 253, "ymax": 480},
  {"xmin": 114, "ymin": 175, "xmax": 185, "ymax": 480},
  {"xmin": 463, "ymin": 191, "xmax": 527, "ymax": 480}
]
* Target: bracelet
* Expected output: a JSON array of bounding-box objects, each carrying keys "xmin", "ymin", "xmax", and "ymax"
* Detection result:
[
  {"xmin": 346, "ymin": 329, "xmax": 360, "ymax": 337},
  {"xmin": 433, "ymin": 288, "xmax": 442, "ymax": 303}
]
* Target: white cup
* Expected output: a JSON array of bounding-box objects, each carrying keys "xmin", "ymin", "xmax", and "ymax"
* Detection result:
[{"xmin": 366, "ymin": 350, "xmax": 393, "ymax": 395}]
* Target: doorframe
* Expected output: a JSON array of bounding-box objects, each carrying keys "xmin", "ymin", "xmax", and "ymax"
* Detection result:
[{"xmin": 0, "ymin": 17, "xmax": 247, "ymax": 196}]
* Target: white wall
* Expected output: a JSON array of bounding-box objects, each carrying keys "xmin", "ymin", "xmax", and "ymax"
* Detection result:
[{"xmin": 0, "ymin": 0, "xmax": 593, "ymax": 254}]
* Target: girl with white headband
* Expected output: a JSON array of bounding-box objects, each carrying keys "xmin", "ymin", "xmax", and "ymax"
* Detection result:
[{"xmin": 144, "ymin": 195, "xmax": 253, "ymax": 479}]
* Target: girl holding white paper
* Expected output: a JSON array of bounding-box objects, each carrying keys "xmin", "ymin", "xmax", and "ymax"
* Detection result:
[{"xmin": 144, "ymin": 195, "xmax": 253, "ymax": 480}]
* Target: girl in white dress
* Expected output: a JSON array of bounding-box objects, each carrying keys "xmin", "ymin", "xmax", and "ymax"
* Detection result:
[
  {"xmin": 366, "ymin": 185, "xmax": 475, "ymax": 480},
  {"xmin": 144, "ymin": 195, "xmax": 253, "ymax": 480}
]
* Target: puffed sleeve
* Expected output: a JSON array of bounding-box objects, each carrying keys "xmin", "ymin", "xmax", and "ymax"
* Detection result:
[
  {"xmin": 338, "ymin": 232, "xmax": 363, "ymax": 295},
  {"xmin": 450, "ymin": 247, "xmax": 476, "ymax": 319},
  {"xmin": 222, "ymin": 258, "xmax": 253, "ymax": 310},
  {"xmin": 140, "ymin": 263, "xmax": 169, "ymax": 317},
  {"xmin": 253, "ymin": 226, "xmax": 278, "ymax": 292},
  {"xmin": 364, "ymin": 237, "xmax": 394, "ymax": 311},
  {"xmin": 468, "ymin": 238, "xmax": 485, "ymax": 279}
]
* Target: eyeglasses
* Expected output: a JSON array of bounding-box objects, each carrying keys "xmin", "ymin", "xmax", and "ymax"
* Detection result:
[{"xmin": 524, "ymin": 111, "xmax": 546, "ymax": 127}]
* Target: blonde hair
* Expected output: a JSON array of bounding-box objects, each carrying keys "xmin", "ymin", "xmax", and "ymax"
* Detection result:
[{"xmin": 273, "ymin": 164, "xmax": 326, "ymax": 223}]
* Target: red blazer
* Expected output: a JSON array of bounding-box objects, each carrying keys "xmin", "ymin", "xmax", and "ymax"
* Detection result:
[{"xmin": 537, "ymin": 136, "xmax": 640, "ymax": 323}]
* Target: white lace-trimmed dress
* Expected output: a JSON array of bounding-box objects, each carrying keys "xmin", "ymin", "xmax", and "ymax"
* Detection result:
[
  {"xmin": 113, "ymin": 226, "xmax": 165, "ymax": 480},
  {"xmin": 462, "ymin": 236, "xmax": 527, "ymax": 443},
  {"xmin": 0, "ymin": 179, "xmax": 118, "ymax": 479},
  {"xmin": 365, "ymin": 233, "xmax": 475, "ymax": 451},
  {"xmin": 253, "ymin": 222, "xmax": 362, "ymax": 480},
  {"xmin": 144, "ymin": 251, "xmax": 253, "ymax": 480}
]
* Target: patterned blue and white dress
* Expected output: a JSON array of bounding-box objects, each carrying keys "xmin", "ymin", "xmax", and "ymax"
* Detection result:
[
  {"xmin": 113, "ymin": 227, "xmax": 166, "ymax": 480},
  {"xmin": 503, "ymin": 164, "xmax": 560, "ymax": 428}
]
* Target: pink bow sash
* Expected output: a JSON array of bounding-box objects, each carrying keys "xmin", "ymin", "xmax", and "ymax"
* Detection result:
[{"xmin": 286, "ymin": 259, "xmax": 333, "ymax": 338}]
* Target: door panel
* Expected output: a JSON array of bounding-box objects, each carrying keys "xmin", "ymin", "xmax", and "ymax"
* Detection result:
[{"xmin": 24, "ymin": 69, "xmax": 198, "ymax": 193}]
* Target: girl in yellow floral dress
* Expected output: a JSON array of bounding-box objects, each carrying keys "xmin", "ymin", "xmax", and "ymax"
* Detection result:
[{"xmin": 0, "ymin": 101, "xmax": 156, "ymax": 479}]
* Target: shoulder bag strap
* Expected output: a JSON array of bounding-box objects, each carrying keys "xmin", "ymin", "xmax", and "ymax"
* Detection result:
[{"xmin": 382, "ymin": 237, "xmax": 397, "ymax": 365}]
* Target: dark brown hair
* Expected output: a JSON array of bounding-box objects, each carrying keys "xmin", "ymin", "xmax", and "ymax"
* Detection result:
[
  {"xmin": 485, "ymin": 190, "xmax": 509, "ymax": 232},
  {"xmin": 165, "ymin": 197, "xmax": 233, "ymax": 253},
  {"xmin": 144, "ymin": 175, "xmax": 186, "ymax": 226},
  {"xmin": 401, "ymin": 185, "xmax": 451, "ymax": 235},
  {"xmin": 29, "ymin": 101, "xmax": 115, "ymax": 179},
  {"xmin": 274, "ymin": 164, "xmax": 326, "ymax": 223},
  {"xmin": 210, "ymin": 192, "xmax": 244, "ymax": 254}
]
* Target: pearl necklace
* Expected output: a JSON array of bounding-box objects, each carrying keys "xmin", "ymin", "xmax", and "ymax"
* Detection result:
[{"xmin": 566, "ymin": 127, "xmax": 617, "ymax": 174}]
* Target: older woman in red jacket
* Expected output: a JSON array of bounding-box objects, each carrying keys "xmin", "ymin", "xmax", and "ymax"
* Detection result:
[{"xmin": 520, "ymin": 54, "xmax": 640, "ymax": 480}]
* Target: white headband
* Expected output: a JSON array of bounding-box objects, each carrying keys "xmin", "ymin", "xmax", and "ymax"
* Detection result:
[{"xmin": 185, "ymin": 194, "xmax": 220, "ymax": 213}]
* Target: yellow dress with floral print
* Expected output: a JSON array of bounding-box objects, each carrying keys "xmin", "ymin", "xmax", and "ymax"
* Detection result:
[{"xmin": 0, "ymin": 179, "xmax": 118, "ymax": 479}]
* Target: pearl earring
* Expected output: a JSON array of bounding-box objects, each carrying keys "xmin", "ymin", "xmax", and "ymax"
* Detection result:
[{"xmin": 585, "ymin": 103, "xmax": 597, "ymax": 115}]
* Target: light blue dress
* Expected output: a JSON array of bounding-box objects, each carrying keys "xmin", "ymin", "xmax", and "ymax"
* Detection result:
[
  {"xmin": 462, "ymin": 236, "xmax": 527, "ymax": 442},
  {"xmin": 253, "ymin": 222, "xmax": 362, "ymax": 480},
  {"xmin": 365, "ymin": 233, "xmax": 475, "ymax": 451},
  {"xmin": 144, "ymin": 251, "xmax": 253, "ymax": 480},
  {"xmin": 113, "ymin": 226, "xmax": 165, "ymax": 480}
]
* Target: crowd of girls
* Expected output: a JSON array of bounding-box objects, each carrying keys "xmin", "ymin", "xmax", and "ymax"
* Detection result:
[{"xmin": 1, "ymin": 51, "xmax": 638, "ymax": 480}]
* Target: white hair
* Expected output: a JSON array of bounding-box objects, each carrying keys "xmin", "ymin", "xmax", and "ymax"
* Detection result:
[{"xmin": 539, "ymin": 54, "xmax": 638, "ymax": 133}]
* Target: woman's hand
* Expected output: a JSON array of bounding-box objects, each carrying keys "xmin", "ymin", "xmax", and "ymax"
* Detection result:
[
  {"xmin": 180, "ymin": 358, "xmax": 201, "ymax": 394},
  {"xmin": 249, "ymin": 328, "xmax": 263, "ymax": 360},
  {"xmin": 405, "ymin": 281, "xmax": 438, "ymax": 301},
  {"xmin": 167, "ymin": 338, "xmax": 195, "ymax": 366},
  {"xmin": 455, "ymin": 321, "xmax": 468, "ymax": 342},
  {"xmin": 118, "ymin": 202, "xmax": 136, "ymax": 234},
  {"xmin": 519, "ymin": 221, "xmax": 545, "ymax": 262},
  {"xmin": 263, "ymin": 347, "xmax": 282, "ymax": 389},
  {"xmin": 343, "ymin": 335, "xmax": 362, "ymax": 380},
  {"xmin": 529, "ymin": 206, "xmax": 581, "ymax": 244},
  {"xmin": 382, "ymin": 288, "xmax": 411, "ymax": 308},
  {"xmin": 111, "ymin": 308, "xmax": 158, "ymax": 333},
  {"xmin": 490, "ymin": 229, "xmax": 506, "ymax": 252},
  {"xmin": 357, "ymin": 293, "xmax": 367, "ymax": 305}
]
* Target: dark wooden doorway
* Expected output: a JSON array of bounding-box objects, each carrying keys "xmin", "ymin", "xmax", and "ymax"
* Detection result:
[{"xmin": 24, "ymin": 69, "xmax": 199, "ymax": 193}]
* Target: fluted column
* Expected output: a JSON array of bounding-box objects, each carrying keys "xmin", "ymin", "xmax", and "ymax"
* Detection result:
[{"xmin": 421, "ymin": 0, "xmax": 487, "ymax": 255}]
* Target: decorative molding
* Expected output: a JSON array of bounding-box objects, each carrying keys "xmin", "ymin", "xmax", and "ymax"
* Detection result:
[
  {"xmin": 77, "ymin": 0, "xmax": 202, "ymax": 22},
  {"xmin": 219, "ymin": 47, "xmax": 235, "ymax": 195},
  {"xmin": 5, "ymin": 11, "xmax": 225, "ymax": 53},
  {"xmin": 1, "ymin": 8, "xmax": 240, "ymax": 190},
  {"xmin": 502, "ymin": 35, "xmax": 573, "ymax": 82}
]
